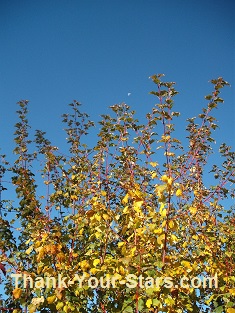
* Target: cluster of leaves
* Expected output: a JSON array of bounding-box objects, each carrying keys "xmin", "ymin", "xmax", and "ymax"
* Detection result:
[{"xmin": 0, "ymin": 75, "xmax": 234, "ymax": 313}]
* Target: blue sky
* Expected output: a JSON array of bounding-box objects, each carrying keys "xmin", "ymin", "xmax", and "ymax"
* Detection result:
[
  {"xmin": 0, "ymin": 0, "xmax": 234, "ymax": 303},
  {"xmin": 0, "ymin": 0, "xmax": 234, "ymax": 156}
]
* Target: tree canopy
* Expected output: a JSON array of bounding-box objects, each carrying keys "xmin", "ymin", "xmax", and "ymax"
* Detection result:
[{"xmin": 0, "ymin": 75, "xmax": 234, "ymax": 313}]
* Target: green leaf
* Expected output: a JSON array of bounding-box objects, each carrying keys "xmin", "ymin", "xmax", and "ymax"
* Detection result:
[
  {"xmin": 123, "ymin": 306, "xmax": 133, "ymax": 313},
  {"xmin": 215, "ymin": 306, "xmax": 224, "ymax": 313}
]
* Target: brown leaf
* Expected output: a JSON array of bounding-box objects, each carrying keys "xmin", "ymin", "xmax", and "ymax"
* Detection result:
[{"xmin": 0, "ymin": 263, "xmax": 6, "ymax": 276}]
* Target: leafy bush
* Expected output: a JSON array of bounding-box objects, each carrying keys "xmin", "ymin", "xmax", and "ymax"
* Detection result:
[{"xmin": 0, "ymin": 75, "xmax": 234, "ymax": 313}]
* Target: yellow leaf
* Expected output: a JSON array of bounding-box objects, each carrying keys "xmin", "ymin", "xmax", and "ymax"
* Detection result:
[
  {"xmin": 161, "ymin": 220, "xmax": 166, "ymax": 227},
  {"xmin": 93, "ymin": 259, "xmax": 100, "ymax": 266},
  {"xmin": 118, "ymin": 242, "xmax": 125, "ymax": 248},
  {"xmin": 164, "ymin": 151, "xmax": 175, "ymax": 157},
  {"xmin": 123, "ymin": 206, "xmax": 129, "ymax": 214},
  {"xmin": 47, "ymin": 295, "xmax": 56, "ymax": 304},
  {"xmin": 56, "ymin": 302, "xmax": 64, "ymax": 310},
  {"xmin": 169, "ymin": 220, "xmax": 175, "ymax": 229},
  {"xmin": 227, "ymin": 309, "xmax": 235, "ymax": 313},
  {"xmin": 101, "ymin": 190, "xmax": 106, "ymax": 196},
  {"xmin": 94, "ymin": 214, "xmax": 101, "ymax": 222},
  {"xmin": 154, "ymin": 227, "xmax": 163, "ymax": 235},
  {"xmin": 130, "ymin": 247, "xmax": 136, "ymax": 256},
  {"xmin": 161, "ymin": 175, "xmax": 168, "ymax": 182},
  {"xmin": 134, "ymin": 201, "xmax": 143, "ymax": 212},
  {"xmin": 122, "ymin": 194, "xmax": 129, "ymax": 205},
  {"xmin": 90, "ymin": 268, "xmax": 99, "ymax": 275},
  {"xmin": 157, "ymin": 234, "xmax": 165, "ymax": 245},
  {"xmin": 167, "ymin": 177, "xmax": 173, "ymax": 186},
  {"xmin": 134, "ymin": 189, "xmax": 142, "ymax": 198},
  {"xmin": 113, "ymin": 273, "xmax": 122, "ymax": 280},
  {"xmin": 13, "ymin": 288, "xmax": 22, "ymax": 299},
  {"xmin": 64, "ymin": 305, "xmax": 68, "ymax": 313},
  {"xmin": 159, "ymin": 204, "xmax": 166, "ymax": 217},
  {"xmin": 26, "ymin": 245, "xmax": 34, "ymax": 255},
  {"xmin": 171, "ymin": 234, "xmax": 178, "ymax": 242},
  {"xmin": 95, "ymin": 231, "xmax": 102, "ymax": 239},
  {"xmin": 155, "ymin": 185, "xmax": 167, "ymax": 201},
  {"xmin": 175, "ymin": 189, "xmax": 183, "ymax": 197},
  {"xmin": 80, "ymin": 260, "xmax": 90, "ymax": 270},
  {"xmin": 71, "ymin": 195, "xmax": 78, "ymax": 201},
  {"xmin": 189, "ymin": 206, "xmax": 197, "ymax": 214},
  {"xmin": 119, "ymin": 266, "xmax": 126, "ymax": 275},
  {"xmin": 151, "ymin": 172, "xmax": 157, "ymax": 179},
  {"xmin": 160, "ymin": 203, "xmax": 165, "ymax": 210},
  {"xmin": 205, "ymin": 294, "xmax": 214, "ymax": 305},
  {"xmin": 102, "ymin": 213, "xmax": 109, "ymax": 220},
  {"xmin": 229, "ymin": 288, "xmax": 235, "ymax": 296},
  {"xmin": 181, "ymin": 260, "xmax": 192, "ymax": 269},
  {"xmin": 146, "ymin": 299, "xmax": 152, "ymax": 308},
  {"xmin": 161, "ymin": 135, "xmax": 170, "ymax": 142},
  {"xmin": 134, "ymin": 200, "xmax": 143, "ymax": 207},
  {"xmin": 28, "ymin": 304, "xmax": 37, "ymax": 313},
  {"xmin": 150, "ymin": 162, "xmax": 158, "ymax": 167}
]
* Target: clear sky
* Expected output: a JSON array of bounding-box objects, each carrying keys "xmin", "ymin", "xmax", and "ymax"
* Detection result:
[
  {"xmin": 0, "ymin": 0, "xmax": 234, "ymax": 156},
  {"xmin": 0, "ymin": 0, "xmax": 234, "ymax": 303}
]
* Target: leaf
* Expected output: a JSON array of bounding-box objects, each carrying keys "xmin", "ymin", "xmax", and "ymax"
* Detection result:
[
  {"xmin": 175, "ymin": 189, "xmax": 183, "ymax": 197},
  {"xmin": 47, "ymin": 295, "xmax": 56, "ymax": 304},
  {"xmin": 153, "ymin": 298, "xmax": 160, "ymax": 307},
  {"xmin": 93, "ymin": 258, "xmax": 100, "ymax": 266},
  {"xmin": 146, "ymin": 299, "xmax": 152, "ymax": 308},
  {"xmin": 122, "ymin": 194, "xmax": 129, "ymax": 205},
  {"xmin": 31, "ymin": 297, "xmax": 44, "ymax": 305},
  {"xmin": 123, "ymin": 306, "xmax": 133, "ymax": 313},
  {"xmin": 160, "ymin": 208, "xmax": 166, "ymax": 217},
  {"xmin": 56, "ymin": 302, "xmax": 64, "ymax": 310},
  {"xmin": 227, "ymin": 309, "xmax": 235, "ymax": 313},
  {"xmin": 94, "ymin": 214, "xmax": 101, "ymax": 222},
  {"xmin": 0, "ymin": 263, "xmax": 6, "ymax": 276},
  {"xmin": 151, "ymin": 172, "xmax": 157, "ymax": 179},
  {"xmin": 13, "ymin": 288, "xmax": 22, "ymax": 299},
  {"xmin": 64, "ymin": 305, "xmax": 68, "ymax": 313},
  {"xmin": 28, "ymin": 304, "xmax": 37, "ymax": 313},
  {"xmin": 133, "ymin": 200, "xmax": 143, "ymax": 212},
  {"xmin": 181, "ymin": 260, "xmax": 192, "ymax": 269},
  {"xmin": 80, "ymin": 260, "xmax": 90, "ymax": 270},
  {"xmin": 161, "ymin": 175, "xmax": 169, "ymax": 182},
  {"xmin": 118, "ymin": 242, "xmax": 125, "ymax": 248},
  {"xmin": 169, "ymin": 220, "xmax": 175, "ymax": 229},
  {"xmin": 123, "ymin": 206, "xmax": 129, "ymax": 214},
  {"xmin": 205, "ymin": 294, "xmax": 214, "ymax": 305},
  {"xmin": 155, "ymin": 184, "xmax": 167, "ymax": 196},
  {"xmin": 157, "ymin": 234, "xmax": 165, "ymax": 245},
  {"xmin": 171, "ymin": 234, "xmax": 178, "ymax": 242},
  {"xmin": 189, "ymin": 206, "xmax": 197, "ymax": 215},
  {"xmin": 25, "ymin": 245, "xmax": 34, "ymax": 255},
  {"xmin": 215, "ymin": 307, "xmax": 224, "ymax": 313},
  {"xmin": 101, "ymin": 190, "xmax": 106, "ymax": 196}
]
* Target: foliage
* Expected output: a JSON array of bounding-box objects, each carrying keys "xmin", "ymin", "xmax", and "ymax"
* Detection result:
[{"xmin": 0, "ymin": 75, "xmax": 234, "ymax": 313}]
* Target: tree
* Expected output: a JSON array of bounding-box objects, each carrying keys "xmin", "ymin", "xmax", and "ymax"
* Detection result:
[{"xmin": 0, "ymin": 75, "xmax": 234, "ymax": 313}]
